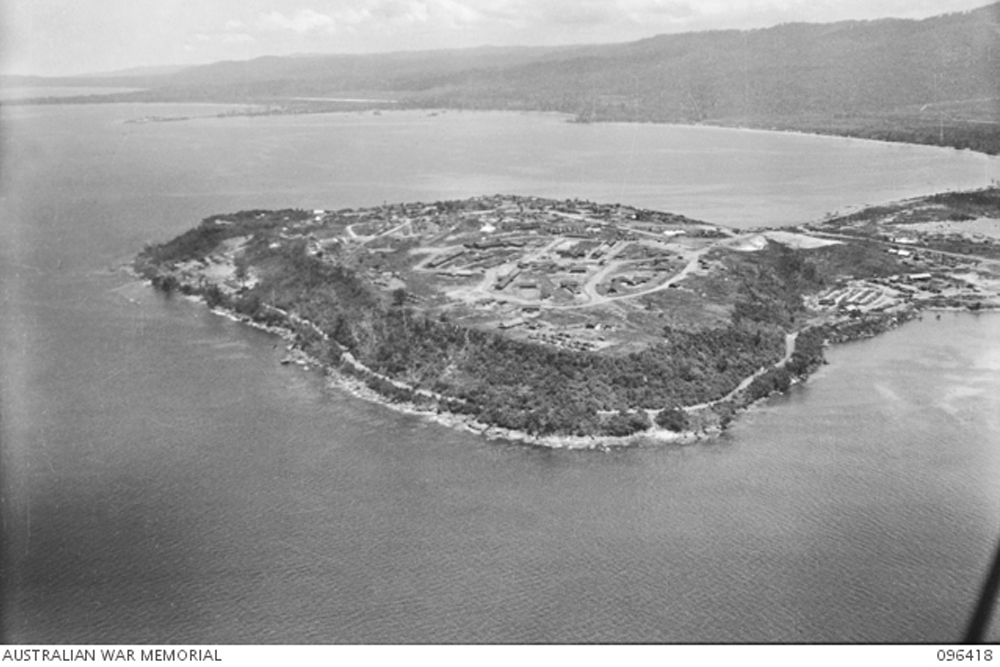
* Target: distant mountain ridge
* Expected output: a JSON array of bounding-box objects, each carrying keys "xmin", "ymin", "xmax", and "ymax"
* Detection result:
[
  {"xmin": 75, "ymin": 64, "xmax": 190, "ymax": 79},
  {"xmin": 406, "ymin": 4, "xmax": 1000, "ymax": 122},
  {"xmin": 9, "ymin": 3, "xmax": 999, "ymax": 153}
]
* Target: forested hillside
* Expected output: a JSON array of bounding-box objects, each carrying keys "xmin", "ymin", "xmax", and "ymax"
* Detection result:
[
  {"xmin": 134, "ymin": 209, "xmax": 824, "ymax": 439},
  {"xmin": 20, "ymin": 3, "xmax": 999, "ymax": 152}
]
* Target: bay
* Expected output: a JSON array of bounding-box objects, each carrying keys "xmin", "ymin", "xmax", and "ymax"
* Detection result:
[{"xmin": 2, "ymin": 104, "xmax": 999, "ymax": 643}]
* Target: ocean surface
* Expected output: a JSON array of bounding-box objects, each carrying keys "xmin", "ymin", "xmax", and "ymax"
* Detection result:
[{"xmin": 2, "ymin": 104, "xmax": 1000, "ymax": 643}]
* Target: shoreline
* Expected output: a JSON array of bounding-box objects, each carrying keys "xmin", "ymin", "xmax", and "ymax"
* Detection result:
[
  {"xmin": 116, "ymin": 259, "xmax": 732, "ymax": 450},
  {"xmin": 315, "ymin": 303, "xmax": 995, "ymax": 449},
  {"xmin": 128, "ymin": 183, "xmax": 1000, "ymax": 448},
  {"xmin": 17, "ymin": 95, "xmax": 998, "ymax": 161},
  {"xmin": 200, "ymin": 293, "xmax": 714, "ymax": 449},
  {"xmin": 124, "ymin": 267, "xmax": 1000, "ymax": 449},
  {"xmin": 132, "ymin": 272, "xmax": 996, "ymax": 449},
  {"xmin": 208, "ymin": 291, "xmax": 996, "ymax": 448},
  {"xmin": 143, "ymin": 273, "xmax": 841, "ymax": 449}
]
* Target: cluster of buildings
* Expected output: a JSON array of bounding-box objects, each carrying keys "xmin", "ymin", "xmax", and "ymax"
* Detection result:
[{"xmin": 810, "ymin": 269, "xmax": 985, "ymax": 317}]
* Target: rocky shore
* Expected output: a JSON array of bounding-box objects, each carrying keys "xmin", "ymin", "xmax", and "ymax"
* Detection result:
[{"xmin": 141, "ymin": 270, "xmax": 830, "ymax": 448}]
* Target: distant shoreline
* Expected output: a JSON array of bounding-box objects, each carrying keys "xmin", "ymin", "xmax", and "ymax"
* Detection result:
[{"xmin": 7, "ymin": 93, "xmax": 999, "ymax": 158}]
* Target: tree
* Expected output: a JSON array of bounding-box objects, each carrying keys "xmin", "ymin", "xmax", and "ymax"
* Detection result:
[
  {"xmin": 656, "ymin": 406, "xmax": 689, "ymax": 432},
  {"xmin": 771, "ymin": 366, "xmax": 792, "ymax": 393},
  {"xmin": 151, "ymin": 274, "xmax": 179, "ymax": 293},
  {"xmin": 204, "ymin": 284, "xmax": 225, "ymax": 308},
  {"xmin": 601, "ymin": 409, "xmax": 651, "ymax": 437}
]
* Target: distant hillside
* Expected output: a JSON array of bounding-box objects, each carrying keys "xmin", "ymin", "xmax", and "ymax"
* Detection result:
[
  {"xmin": 51, "ymin": 45, "xmax": 586, "ymax": 102},
  {"xmin": 74, "ymin": 64, "xmax": 190, "ymax": 79},
  {"xmin": 416, "ymin": 6, "xmax": 1000, "ymax": 120},
  {"xmin": 160, "ymin": 45, "xmax": 582, "ymax": 90},
  {"xmin": 411, "ymin": 4, "xmax": 1000, "ymax": 153},
  {"xmin": 12, "ymin": 3, "xmax": 1000, "ymax": 153}
]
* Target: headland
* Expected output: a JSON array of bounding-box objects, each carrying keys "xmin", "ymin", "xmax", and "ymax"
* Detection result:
[{"xmin": 134, "ymin": 188, "xmax": 1000, "ymax": 447}]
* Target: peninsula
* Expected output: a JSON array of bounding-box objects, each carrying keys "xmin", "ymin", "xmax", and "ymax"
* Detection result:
[{"xmin": 134, "ymin": 188, "xmax": 1000, "ymax": 446}]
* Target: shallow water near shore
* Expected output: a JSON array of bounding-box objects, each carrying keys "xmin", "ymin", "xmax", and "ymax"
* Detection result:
[{"xmin": 3, "ymin": 104, "xmax": 1000, "ymax": 642}]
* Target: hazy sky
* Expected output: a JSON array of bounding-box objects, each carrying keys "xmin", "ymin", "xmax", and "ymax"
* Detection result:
[{"xmin": 2, "ymin": 0, "xmax": 992, "ymax": 76}]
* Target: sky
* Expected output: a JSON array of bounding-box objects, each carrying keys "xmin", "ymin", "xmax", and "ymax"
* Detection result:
[{"xmin": 1, "ymin": 0, "xmax": 994, "ymax": 76}]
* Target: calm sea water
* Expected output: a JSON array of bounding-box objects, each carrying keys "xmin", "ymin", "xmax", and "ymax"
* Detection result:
[{"xmin": 2, "ymin": 104, "xmax": 999, "ymax": 643}]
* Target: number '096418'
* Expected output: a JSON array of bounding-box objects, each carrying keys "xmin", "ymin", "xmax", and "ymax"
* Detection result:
[{"xmin": 937, "ymin": 649, "xmax": 993, "ymax": 661}]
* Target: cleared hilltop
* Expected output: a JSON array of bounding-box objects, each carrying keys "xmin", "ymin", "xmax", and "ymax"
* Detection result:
[
  {"xmin": 134, "ymin": 188, "xmax": 1000, "ymax": 445},
  {"xmin": 12, "ymin": 2, "xmax": 1000, "ymax": 154}
]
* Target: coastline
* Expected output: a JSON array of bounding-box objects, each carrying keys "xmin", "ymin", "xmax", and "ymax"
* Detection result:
[
  {"xmin": 18, "ymin": 91, "xmax": 998, "ymax": 162},
  {"xmin": 205, "ymin": 289, "xmax": 926, "ymax": 449},
  {"xmin": 136, "ymin": 270, "xmax": 836, "ymax": 449},
  {"xmin": 204, "ymin": 286, "xmax": 983, "ymax": 448},
  {"xmin": 129, "ymin": 183, "xmax": 1000, "ymax": 448},
  {"xmin": 115, "ymin": 254, "xmax": 730, "ymax": 449},
  {"xmin": 571, "ymin": 112, "xmax": 1000, "ymax": 159},
  {"xmin": 199, "ymin": 291, "xmax": 712, "ymax": 449}
]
